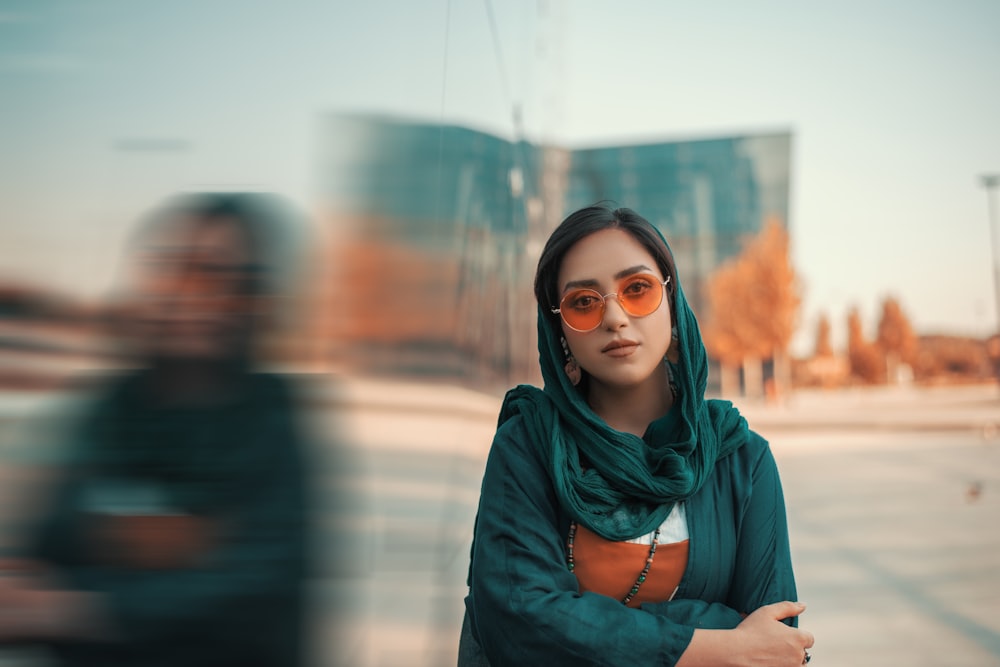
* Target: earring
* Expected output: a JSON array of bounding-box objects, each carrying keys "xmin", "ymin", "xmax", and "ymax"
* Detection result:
[
  {"xmin": 560, "ymin": 337, "xmax": 582, "ymax": 386},
  {"xmin": 666, "ymin": 326, "xmax": 679, "ymax": 364}
]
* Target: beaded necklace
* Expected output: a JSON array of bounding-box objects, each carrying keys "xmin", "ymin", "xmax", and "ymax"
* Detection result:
[
  {"xmin": 566, "ymin": 521, "xmax": 661, "ymax": 605},
  {"xmin": 565, "ymin": 374, "xmax": 675, "ymax": 605}
]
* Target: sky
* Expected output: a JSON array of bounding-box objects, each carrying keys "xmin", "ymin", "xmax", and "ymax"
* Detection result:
[{"xmin": 1, "ymin": 0, "xmax": 999, "ymax": 355}]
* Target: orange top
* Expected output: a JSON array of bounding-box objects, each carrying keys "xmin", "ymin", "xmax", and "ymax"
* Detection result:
[{"xmin": 572, "ymin": 524, "xmax": 689, "ymax": 608}]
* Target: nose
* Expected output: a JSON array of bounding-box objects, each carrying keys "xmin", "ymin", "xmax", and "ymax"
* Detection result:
[{"xmin": 601, "ymin": 294, "xmax": 630, "ymax": 329}]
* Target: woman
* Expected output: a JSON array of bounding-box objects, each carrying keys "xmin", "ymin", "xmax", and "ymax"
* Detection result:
[{"xmin": 460, "ymin": 205, "xmax": 814, "ymax": 666}]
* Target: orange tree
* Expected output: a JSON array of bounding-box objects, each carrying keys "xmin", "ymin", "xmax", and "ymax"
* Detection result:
[
  {"xmin": 847, "ymin": 306, "xmax": 884, "ymax": 383},
  {"xmin": 876, "ymin": 296, "xmax": 918, "ymax": 382},
  {"xmin": 814, "ymin": 312, "xmax": 833, "ymax": 358},
  {"xmin": 703, "ymin": 218, "xmax": 801, "ymax": 394}
]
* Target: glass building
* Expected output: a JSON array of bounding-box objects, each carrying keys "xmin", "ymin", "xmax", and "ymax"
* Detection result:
[
  {"xmin": 317, "ymin": 113, "xmax": 792, "ymax": 389},
  {"xmin": 566, "ymin": 134, "xmax": 792, "ymax": 317}
]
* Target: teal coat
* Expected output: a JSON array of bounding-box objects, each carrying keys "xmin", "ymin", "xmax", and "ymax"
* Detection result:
[
  {"xmin": 464, "ymin": 414, "xmax": 797, "ymax": 667},
  {"xmin": 22, "ymin": 371, "xmax": 309, "ymax": 667}
]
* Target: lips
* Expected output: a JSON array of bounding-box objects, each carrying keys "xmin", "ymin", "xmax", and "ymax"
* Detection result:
[{"xmin": 601, "ymin": 339, "xmax": 639, "ymax": 357}]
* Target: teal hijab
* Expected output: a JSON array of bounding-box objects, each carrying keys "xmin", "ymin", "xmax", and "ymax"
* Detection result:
[{"xmin": 499, "ymin": 232, "xmax": 749, "ymax": 541}]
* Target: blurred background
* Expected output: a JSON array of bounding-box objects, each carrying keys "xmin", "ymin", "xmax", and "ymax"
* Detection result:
[{"xmin": 1, "ymin": 1, "xmax": 999, "ymax": 665}]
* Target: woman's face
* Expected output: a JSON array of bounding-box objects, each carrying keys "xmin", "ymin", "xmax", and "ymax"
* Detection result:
[{"xmin": 556, "ymin": 228, "xmax": 672, "ymax": 391}]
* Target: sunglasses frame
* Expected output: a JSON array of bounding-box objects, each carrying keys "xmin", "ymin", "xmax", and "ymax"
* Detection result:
[{"xmin": 551, "ymin": 273, "xmax": 670, "ymax": 333}]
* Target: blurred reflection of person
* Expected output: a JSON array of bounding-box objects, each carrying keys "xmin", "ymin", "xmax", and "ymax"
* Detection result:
[{"xmin": 0, "ymin": 193, "xmax": 312, "ymax": 667}]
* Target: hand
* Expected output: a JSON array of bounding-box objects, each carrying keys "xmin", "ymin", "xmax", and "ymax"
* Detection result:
[
  {"xmin": 0, "ymin": 560, "xmax": 53, "ymax": 643},
  {"xmin": 734, "ymin": 601, "xmax": 814, "ymax": 667},
  {"xmin": 0, "ymin": 560, "xmax": 111, "ymax": 643},
  {"xmin": 90, "ymin": 513, "xmax": 217, "ymax": 569}
]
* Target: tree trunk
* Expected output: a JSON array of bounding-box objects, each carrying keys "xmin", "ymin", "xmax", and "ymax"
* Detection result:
[
  {"xmin": 886, "ymin": 350, "xmax": 900, "ymax": 385},
  {"xmin": 719, "ymin": 363, "xmax": 740, "ymax": 399},
  {"xmin": 771, "ymin": 349, "xmax": 791, "ymax": 403},
  {"xmin": 743, "ymin": 356, "xmax": 763, "ymax": 400}
]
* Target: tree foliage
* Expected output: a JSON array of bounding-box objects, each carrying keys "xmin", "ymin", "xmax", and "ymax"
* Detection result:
[
  {"xmin": 703, "ymin": 218, "xmax": 801, "ymax": 366},
  {"xmin": 814, "ymin": 312, "xmax": 833, "ymax": 357},
  {"xmin": 846, "ymin": 306, "xmax": 883, "ymax": 383},
  {"xmin": 875, "ymin": 296, "xmax": 918, "ymax": 365}
]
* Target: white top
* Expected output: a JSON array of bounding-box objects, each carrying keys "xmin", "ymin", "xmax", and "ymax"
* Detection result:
[{"xmin": 624, "ymin": 502, "xmax": 688, "ymax": 545}]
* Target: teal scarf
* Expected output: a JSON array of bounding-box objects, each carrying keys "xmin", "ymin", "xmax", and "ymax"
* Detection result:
[{"xmin": 499, "ymin": 252, "xmax": 749, "ymax": 541}]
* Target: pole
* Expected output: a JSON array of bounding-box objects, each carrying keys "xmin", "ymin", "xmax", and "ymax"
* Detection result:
[{"xmin": 981, "ymin": 174, "xmax": 1000, "ymax": 382}]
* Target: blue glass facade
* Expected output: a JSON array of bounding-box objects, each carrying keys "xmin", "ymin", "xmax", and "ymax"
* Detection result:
[
  {"xmin": 319, "ymin": 114, "xmax": 791, "ymax": 384},
  {"xmin": 565, "ymin": 134, "xmax": 792, "ymax": 315},
  {"xmin": 321, "ymin": 114, "xmax": 541, "ymax": 245}
]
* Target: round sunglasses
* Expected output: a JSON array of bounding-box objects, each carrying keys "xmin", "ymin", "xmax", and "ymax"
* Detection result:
[{"xmin": 552, "ymin": 273, "xmax": 670, "ymax": 332}]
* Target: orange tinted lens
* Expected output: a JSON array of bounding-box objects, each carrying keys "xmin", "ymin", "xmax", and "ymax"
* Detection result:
[
  {"xmin": 560, "ymin": 289, "xmax": 605, "ymax": 331},
  {"xmin": 618, "ymin": 274, "xmax": 663, "ymax": 317}
]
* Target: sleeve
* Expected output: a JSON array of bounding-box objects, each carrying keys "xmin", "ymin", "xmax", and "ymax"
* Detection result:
[
  {"xmin": 723, "ymin": 432, "xmax": 798, "ymax": 626},
  {"xmin": 33, "ymin": 401, "xmax": 309, "ymax": 658},
  {"xmin": 100, "ymin": 416, "xmax": 305, "ymax": 646},
  {"xmin": 639, "ymin": 599, "xmax": 745, "ymax": 629},
  {"xmin": 466, "ymin": 418, "xmax": 734, "ymax": 667}
]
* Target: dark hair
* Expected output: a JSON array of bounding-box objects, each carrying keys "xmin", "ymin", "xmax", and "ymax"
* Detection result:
[
  {"xmin": 534, "ymin": 204, "xmax": 678, "ymax": 329},
  {"xmin": 132, "ymin": 192, "xmax": 295, "ymax": 297}
]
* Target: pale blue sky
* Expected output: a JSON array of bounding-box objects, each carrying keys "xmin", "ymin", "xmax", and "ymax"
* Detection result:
[{"xmin": 1, "ymin": 0, "xmax": 998, "ymax": 354}]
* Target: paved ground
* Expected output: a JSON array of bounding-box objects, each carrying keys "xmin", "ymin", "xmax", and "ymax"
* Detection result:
[
  {"xmin": 2, "ymin": 379, "xmax": 999, "ymax": 666},
  {"xmin": 323, "ymin": 379, "xmax": 1000, "ymax": 667},
  {"xmin": 743, "ymin": 385, "xmax": 1000, "ymax": 665}
]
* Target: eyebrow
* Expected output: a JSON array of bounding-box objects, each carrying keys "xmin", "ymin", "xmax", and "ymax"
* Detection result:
[{"xmin": 562, "ymin": 264, "xmax": 654, "ymax": 292}]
